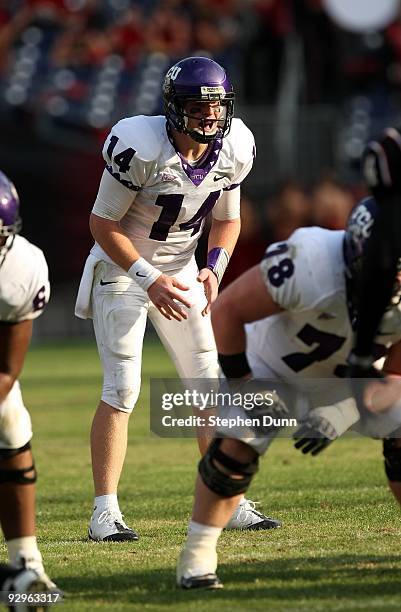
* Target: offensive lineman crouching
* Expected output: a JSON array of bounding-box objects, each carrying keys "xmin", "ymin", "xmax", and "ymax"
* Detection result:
[
  {"xmin": 177, "ymin": 195, "xmax": 401, "ymax": 589},
  {"xmin": 0, "ymin": 172, "xmax": 60, "ymax": 606}
]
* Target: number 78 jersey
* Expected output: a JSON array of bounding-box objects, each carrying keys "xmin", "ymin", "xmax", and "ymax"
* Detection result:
[
  {"xmin": 246, "ymin": 227, "xmax": 401, "ymax": 379},
  {"xmin": 91, "ymin": 115, "xmax": 255, "ymax": 274}
]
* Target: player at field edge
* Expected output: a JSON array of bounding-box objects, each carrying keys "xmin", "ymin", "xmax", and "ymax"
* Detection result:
[
  {"xmin": 0, "ymin": 171, "xmax": 60, "ymax": 605},
  {"xmin": 75, "ymin": 56, "xmax": 281, "ymax": 541},
  {"xmin": 176, "ymin": 191, "xmax": 401, "ymax": 589}
]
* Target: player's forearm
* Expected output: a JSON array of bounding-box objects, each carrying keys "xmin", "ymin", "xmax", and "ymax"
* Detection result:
[
  {"xmin": 212, "ymin": 294, "xmax": 246, "ymax": 355},
  {"xmin": 89, "ymin": 213, "xmax": 141, "ymax": 271},
  {"xmin": 207, "ymin": 217, "xmax": 241, "ymax": 256}
]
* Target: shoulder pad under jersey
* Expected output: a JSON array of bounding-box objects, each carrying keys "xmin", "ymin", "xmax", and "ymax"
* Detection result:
[
  {"xmin": 110, "ymin": 115, "xmax": 167, "ymax": 162},
  {"xmin": 260, "ymin": 227, "xmax": 345, "ymax": 311}
]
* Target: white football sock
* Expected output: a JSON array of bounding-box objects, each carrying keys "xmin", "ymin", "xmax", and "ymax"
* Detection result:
[
  {"xmin": 93, "ymin": 494, "xmax": 119, "ymax": 514},
  {"xmin": 177, "ymin": 521, "xmax": 222, "ymax": 580},
  {"xmin": 6, "ymin": 536, "xmax": 44, "ymax": 574}
]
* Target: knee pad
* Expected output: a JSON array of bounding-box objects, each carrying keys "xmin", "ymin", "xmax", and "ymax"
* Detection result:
[
  {"xmin": 383, "ymin": 438, "xmax": 401, "ymax": 482},
  {"xmin": 198, "ymin": 438, "xmax": 259, "ymax": 498},
  {"xmin": 0, "ymin": 442, "xmax": 37, "ymax": 484}
]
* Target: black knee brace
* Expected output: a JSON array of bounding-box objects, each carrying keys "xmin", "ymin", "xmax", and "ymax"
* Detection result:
[
  {"xmin": 198, "ymin": 438, "xmax": 259, "ymax": 497},
  {"xmin": 383, "ymin": 438, "xmax": 401, "ymax": 482},
  {"xmin": 0, "ymin": 442, "xmax": 37, "ymax": 484}
]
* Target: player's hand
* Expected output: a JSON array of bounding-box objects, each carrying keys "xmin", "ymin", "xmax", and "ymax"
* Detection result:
[
  {"xmin": 293, "ymin": 413, "xmax": 337, "ymax": 456},
  {"xmin": 197, "ymin": 267, "xmax": 218, "ymax": 316},
  {"xmin": 147, "ymin": 274, "xmax": 192, "ymax": 321},
  {"xmin": 346, "ymin": 351, "xmax": 384, "ymax": 414},
  {"xmin": 364, "ymin": 376, "xmax": 401, "ymax": 414},
  {"xmin": 363, "ymin": 127, "xmax": 401, "ymax": 198}
]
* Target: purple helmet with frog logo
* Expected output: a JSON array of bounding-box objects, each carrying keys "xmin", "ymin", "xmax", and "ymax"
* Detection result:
[
  {"xmin": 163, "ymin": 56, "xmax": 235, "ymax": 144},
  {"xmin": 0, "ymin": 170, "xmax": 21, "ymax": 237}
]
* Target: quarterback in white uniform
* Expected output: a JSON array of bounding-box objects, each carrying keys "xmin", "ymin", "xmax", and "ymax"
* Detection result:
[
  {"xmin": 177, "ymin": 196, "xmax": 401, "ymax": 589},
  {"xmin": 0, "ymin": 171, "xmax": 59, "ymax": 601},
  {"xmin": 75, "ymin": 56, "xmax": 280, "ymax": 541}
]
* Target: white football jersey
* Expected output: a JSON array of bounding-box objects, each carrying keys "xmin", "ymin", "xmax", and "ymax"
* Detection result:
[
  {"xmin": 91, "ymin": 115, "xmax": 255, "ymax": 273},
  {"xmin": 246, "ymin": 227, "xmax": 401, "ymax": 380},
  {"xmin": 0, "ymin": 235, "xmax": 50, "ymax": 322}
]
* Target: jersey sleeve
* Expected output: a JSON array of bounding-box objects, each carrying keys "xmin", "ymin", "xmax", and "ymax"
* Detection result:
[
  {"xmin": 102, "ymin": 125, "xmax": 147, "ymax": 193},
  {"xmin": 260, "ymin": 228, "xmax": 337, "ymax": 311},
  {"xmin": 212, "ymin": 188, "xmax": 241, "ymax": 220},
  {"xmin": 12, "ymin": 248, "xmax": 50, "ymax": 322},
  {"xmin": 224, "ymin": 119, "xmax": 256, "ymax": 191}
]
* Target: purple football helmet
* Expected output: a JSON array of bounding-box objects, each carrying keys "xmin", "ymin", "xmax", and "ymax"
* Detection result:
[
  {"xmin": 0, "ymin": 170, "xmax": 21, "ymax": 237},
  {"xmin": 163, "ymin": 56, "xmax": 235, "ymax": 144}
]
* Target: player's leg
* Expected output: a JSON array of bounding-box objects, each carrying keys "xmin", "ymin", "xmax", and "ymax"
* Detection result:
[
  {"xmin": 383, "ymin": 434, "xmax": 401, "ymax": 506},
  {"xmin": 150, "ymin": 261, "xmax": 281, "ymax": 530},
  {"xmin": 148, "ymin": 260, "xmax": 219, "ymax": 456},
  {"xmin": 0, "ymin": 382, "xmax": 59, "ymax": 596},
  {"xmin": 177, "ymin": 436, "xmax": 263, "ymax": 589},
  {"xmin": 89, "ymin": 263, "xmax": 148, "ymax": 541}
]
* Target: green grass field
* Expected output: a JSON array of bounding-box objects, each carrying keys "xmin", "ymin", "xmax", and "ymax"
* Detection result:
[{"xmin": 3, "ymin": 339, "xmax": 401, "ymax": 611}]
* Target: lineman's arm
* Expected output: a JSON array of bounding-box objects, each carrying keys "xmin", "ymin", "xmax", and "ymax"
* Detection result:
[
  {"xmin": 0, "ymin": 320, "xmax": 32, "ymax": 403},
  {"xmin": 211, "ymin": 264, "xmax": 283, "ymax": 377},
  {"xmin": 198, "ymin": 217, "xmax": 241, "ymax": 316}
]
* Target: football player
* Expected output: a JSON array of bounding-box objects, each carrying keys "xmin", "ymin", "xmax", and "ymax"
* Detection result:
[
  {"xmin": 0, "ymin": 171, "xmax": 60, "ymax": 602},
  {"xmin": 348, "ymin": 127, "xmax": 401, "ymax": 380},
  {"xmin": 176, "ymin": 196, "xmax": 401, "ymax": 589},
  {"xmin": 75, "ymin": 56, "xmax": 280, "ymax": 541}
]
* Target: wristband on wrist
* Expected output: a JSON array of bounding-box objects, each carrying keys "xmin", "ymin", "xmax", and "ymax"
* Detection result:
[
  {"xmin": 207, "ymin": 247, "xmax": 230, "ymax": 285},
  {"xmin": 218, "ymin": 352, "xmax": 251, "ymax": 378},
  {"xmin": 128, "ymin": 257, "xmax": 162, "ymax": 291}
]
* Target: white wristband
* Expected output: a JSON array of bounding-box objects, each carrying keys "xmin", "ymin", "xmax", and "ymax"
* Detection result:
[{"xmin": 128, "ymin": 257, "xmax": 162, "ymax": 291}]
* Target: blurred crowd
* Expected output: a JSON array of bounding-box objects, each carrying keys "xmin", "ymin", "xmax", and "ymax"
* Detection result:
[
  {"xmin": 2, "ymin": 0, "xmax": 401, "ymax": 106},
  {"xmin": 216, "ymin": 176, "xmax": 361, "ymax": 287},
  {"xmin": 0, "ymin": 0, "xmax": 394, "ymax": 283}
]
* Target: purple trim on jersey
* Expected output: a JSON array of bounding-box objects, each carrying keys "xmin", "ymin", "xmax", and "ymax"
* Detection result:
[
  {"xmin": 166, "ymin": 122, "xmax": 223, "ymax": 186},
  {"xmin": 223, "ymin": 183, "xmax": 239, "ymax": 191},
  {"xmin": 105, "ymin": 164, "xmax": 139, "ymax": 191}
]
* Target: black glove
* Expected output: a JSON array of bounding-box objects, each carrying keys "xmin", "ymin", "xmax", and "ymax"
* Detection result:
[
  {"xmin": 293, "ymin": 414, "xmax": 337, "ymax": 456},
  {"xmin": 363, "ymin": 127, "xmax": 401, "ymax": 199}
]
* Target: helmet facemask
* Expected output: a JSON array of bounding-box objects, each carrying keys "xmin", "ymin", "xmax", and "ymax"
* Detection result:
[{"xmin": 163, "ymin": 57, "xmax": 235, "ymax": 144}]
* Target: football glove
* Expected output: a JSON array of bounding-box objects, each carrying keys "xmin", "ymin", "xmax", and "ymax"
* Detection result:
[{"xmin": 293, "ymin": 398, "xmax": 360, "ymax": 456}]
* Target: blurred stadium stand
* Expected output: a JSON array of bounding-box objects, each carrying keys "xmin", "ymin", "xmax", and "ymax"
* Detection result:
[{"xmin": 1, "ymin": 0, "xmax": 401, "ymax": 338}]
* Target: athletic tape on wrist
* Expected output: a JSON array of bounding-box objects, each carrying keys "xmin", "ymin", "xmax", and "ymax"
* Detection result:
[
  {"xmin": 207, "ymin": 247, "xmax": 230, "ymax": 285},
  {"xmin": 128, "ymin": 257, "xmax": 162, "ymax": 291}
]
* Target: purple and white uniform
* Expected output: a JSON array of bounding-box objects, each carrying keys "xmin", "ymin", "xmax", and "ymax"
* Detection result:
[
  {"xmin": 76, "ymin": 114, "xmax": 255, "ymax": 412},
  {"xmin": 0, "ymin": 235, "xmax": 49, "ymax": 449}
]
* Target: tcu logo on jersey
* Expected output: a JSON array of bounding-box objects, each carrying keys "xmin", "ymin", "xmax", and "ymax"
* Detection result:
[{"xmin": 165, "ymin": 66, "xmax": 182, "ymax": 81}]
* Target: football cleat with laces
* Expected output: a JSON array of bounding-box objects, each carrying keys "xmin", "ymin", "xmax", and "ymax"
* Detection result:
[
  {"xmin": 225, "ymin": 498, "xmax": 282, "ymax": 531},
  {"xmin": 179, "ymin": 573, "xmax": 223, "ymax": 590},
  {"xmin": 88, "ymin": 507, "xmax": 139, "ymax": 542}
]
